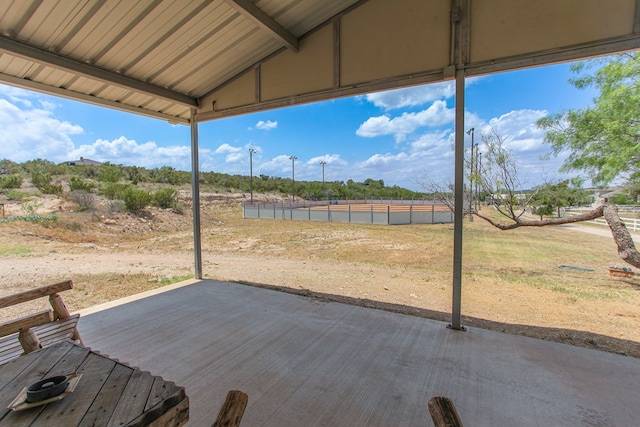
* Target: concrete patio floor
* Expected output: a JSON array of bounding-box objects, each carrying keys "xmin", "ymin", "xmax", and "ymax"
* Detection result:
[{"xmin": 77, "ymin": 279, "xmax": 640, "ymax": 426}]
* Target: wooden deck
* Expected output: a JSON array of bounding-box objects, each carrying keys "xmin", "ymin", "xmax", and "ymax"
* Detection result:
[{"xmin": 77, "ymin": 280, "xmax": 640, "ymax": 426}]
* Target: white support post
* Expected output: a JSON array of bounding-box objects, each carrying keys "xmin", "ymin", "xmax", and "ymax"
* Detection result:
[
  {"xmin": 190, "ymin": 109, "xmax": 203, "ymax": 280},
  {"xmin": 450, "ymin": 68, "xmax": 466, "ymax": 331}
]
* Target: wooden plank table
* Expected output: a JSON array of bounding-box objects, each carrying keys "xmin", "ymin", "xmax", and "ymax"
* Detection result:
[{"xmin": 0, "ymin": 341, "xmax": 188, "ymax": 426}]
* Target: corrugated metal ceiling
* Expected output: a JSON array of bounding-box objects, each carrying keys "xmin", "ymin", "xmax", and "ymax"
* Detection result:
[{"xmin": 0, "ymin": 0, "xmax": 362, "ymax": 123}]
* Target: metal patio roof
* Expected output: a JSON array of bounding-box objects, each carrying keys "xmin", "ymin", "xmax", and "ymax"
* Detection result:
[
  {"xmin": 0, "ymin": 0, "xmax": 361, "ymax": 124},
  {"xmin": 0, "ymin": 0, "xmax": 638, "ymax": 125}
]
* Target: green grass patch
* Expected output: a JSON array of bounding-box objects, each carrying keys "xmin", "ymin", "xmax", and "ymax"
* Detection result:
[
  {"xmin": 0, "ymin": 245, "xmax": 32, "ymax": 256},
  {"xmin": 148, "ymin": 274, "xmax": 193, "ymax": 286},
  {"xmin": 0, "ymin": 215, "xmax": 58, "ymax": 223}
]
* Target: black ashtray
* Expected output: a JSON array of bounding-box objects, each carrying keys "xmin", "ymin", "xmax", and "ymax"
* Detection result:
[{"xmin": 26, "ymin": 376, "xmax": 68, "ymax": 403}]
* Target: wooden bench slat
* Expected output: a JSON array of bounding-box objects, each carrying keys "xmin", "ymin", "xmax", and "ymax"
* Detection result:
[
  {"xmin": 35, "ymin": 314, "xmax": 79, "ymax": 344},
  {"xmin": 0, "ymin": 280, "xmax": 82, "ymax": 366},
  {"xmin": 0, "ymin": 280, "xmax": 73, "ymax": 308},
  {"xmin": 0, "ymin": 333, "xmax": 22, "ymax": 362},
  {"xmin": 0, "ymin": 316, "xmax": 79, "ymax": 365},
  {"xmin": 0, "ymin": 310, "xmax": 53, "ymax": 337},
  {"xmin": 0, "ymin": 347, "xmax": 23, "ymax": 365},
  {"xmin": 0, "ymin": 328, "xmax": 77, "ymax": 365}
]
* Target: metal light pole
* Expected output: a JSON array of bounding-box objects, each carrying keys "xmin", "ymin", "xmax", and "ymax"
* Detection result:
[
  {"xmin": 289, "ymin": 155, "xmax": 297, "ymax": 202},
  {"xmin": 320, "ymin": 160, "xmax": 327, "ymax": 199},
  {"xmin": 466, "ymin": 128, "xmax": 475, "ymax": 218},
  {"xmin": 249, "ymin": 148, "xmax": 256, "ymax": 204}
]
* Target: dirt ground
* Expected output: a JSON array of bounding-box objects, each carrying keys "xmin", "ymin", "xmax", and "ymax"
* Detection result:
[{"xmin": 1, "ymin": 191, "xmax": 639, "ymax": 359}]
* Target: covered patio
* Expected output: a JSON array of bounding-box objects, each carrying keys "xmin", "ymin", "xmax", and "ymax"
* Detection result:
[
  {"xmin": 78, "ymin": 279, "xmax": 640, "ymax": 426},
  {"xmin": 3, "ymin": 1, "xmax": 640, "ymax": 425}
]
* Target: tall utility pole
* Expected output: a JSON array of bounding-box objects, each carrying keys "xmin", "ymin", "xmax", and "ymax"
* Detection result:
[
  {"xmin": 466, "ymin": 128, "xmax": 475, "ymax": 218},
  {"xmin": 476, "ymin": 151, "xmax": 482, "ymax": 210},
  {"xmin": 320, "ymin": 160, "xmax": 327, "ymax": 199},
  {"xmin": 289, "ymin": 155, "xmax": 297, "ymax": 202},
  {"xmin": 249, "ymin": 148, "xmax": 256, "ymax": 204}
]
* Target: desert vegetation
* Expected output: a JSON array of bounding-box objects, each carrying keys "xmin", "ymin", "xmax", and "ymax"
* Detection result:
[{"xmin": 0, "ymin": 162, "xmax": 638, "ymax": 358}]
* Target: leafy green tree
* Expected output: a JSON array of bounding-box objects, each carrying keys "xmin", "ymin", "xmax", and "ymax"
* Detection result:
[
  {"xmin": 538, "ymin": 52, "xmax": 640, "ymax": 186},
  {"xmin": 530, "ymin": 180, "xmax": 589, "ymax": 219}
]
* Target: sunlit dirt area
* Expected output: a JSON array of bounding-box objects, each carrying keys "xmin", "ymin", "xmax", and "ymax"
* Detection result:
[{"xmin": 1, "ymin": 190, "xmax": 639, "ymax": 358}]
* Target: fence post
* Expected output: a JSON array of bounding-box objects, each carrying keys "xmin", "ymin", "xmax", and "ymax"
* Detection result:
[
  {"xmin": 348, "ymin": 204, "xmax": 351, "ymax": 223},
  {"xmin": 371, "ymin": 205, "xmax": 374, "ymax": 224},
  {"xmin": 432, "ymin": 204, "xmax": 435, "ymax": 223},
  {"xmin": 410, "ymin": 204, "xmax": 413, "ymax": 224},
  {"xmin": 328, "ymin": 203, "xmax": 331, "ymax": 222},
  {"xmin": 387, "ymin": 205, "xmax": 390, "ymax": 225}
]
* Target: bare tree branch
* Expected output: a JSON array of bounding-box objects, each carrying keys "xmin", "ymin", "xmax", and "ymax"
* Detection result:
[
  {"xmin": 603, "ymin": 205, "xmax": 640, "ymax": 268},
  {"xmin": 473, "ymin": 205, "xmax": 605, "ymax": 230}
]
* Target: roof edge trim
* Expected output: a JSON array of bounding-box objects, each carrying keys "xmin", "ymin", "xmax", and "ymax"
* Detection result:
[
  {"xmin": 196, "ymin": 69, "xmax": 445, "ymax": 122},
  {"xmin": 0, "ymin": 34, "xmax": 198, "ymax": 108}
]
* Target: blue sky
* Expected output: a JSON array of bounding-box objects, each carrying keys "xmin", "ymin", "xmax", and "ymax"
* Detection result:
[{"xmin": 1, "ymin": 61, "xmax": 598, "ymax": 191}]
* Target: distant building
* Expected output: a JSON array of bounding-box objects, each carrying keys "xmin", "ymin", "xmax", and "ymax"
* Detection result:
[
  {"xmin": 65, "ymin": 157, "xmax": 103, "ymax": 166},
  {"xmin": 592, "ymin": 188, "xmax": 623, "ymax": 205}
]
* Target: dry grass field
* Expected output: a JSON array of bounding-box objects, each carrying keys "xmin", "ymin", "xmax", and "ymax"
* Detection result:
[{"xmin": 1, "ymin": 191, "xmax": 639, "ymax": 358}]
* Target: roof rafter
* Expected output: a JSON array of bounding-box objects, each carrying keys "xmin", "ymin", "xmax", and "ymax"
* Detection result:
[
  {"xmin": 223, "ymin": 0, "xmax": 299, "ymax": 52},
  {"xmin": 0, "ymin": 34, "xmax": 197, "ymax": 107}
]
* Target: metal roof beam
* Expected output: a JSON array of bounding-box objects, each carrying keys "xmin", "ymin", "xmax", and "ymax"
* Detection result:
[
  {"xmin": 0, "ymin": 72, "xmax": 190, "ymax": 125},
  {"xmin": 224, "ymin": 0, "xmax": 299, "ymax": 52},
  {"xmin": 0, "ymin": 35, "xmax": 198, "ymax": 107}
]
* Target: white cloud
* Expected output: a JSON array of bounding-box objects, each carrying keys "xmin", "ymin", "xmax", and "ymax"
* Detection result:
[
  {"xmin": 306, "ymin": 154, "xmax": 347, "ymax": 166},
  {"xmin": 356, "ymin": 100, "xmax": 454, "ymax": 142},
  {"xmin": 0, "ymin": 85, "xmax": 36, "ymax": 107},
  {"xmin": 365, "ymin": 82, "xmax": 455, "ymax": 110},
  {"xmin": 255, "ymin": 120, "xmax": 278, "ymax": 130},
  {"xmin": 69, "ymin": 136, "xmax": 196, "ymax": 170},
  {"xmin": 364, "ymin": 78, "xmax": 484, "ymax": 111},
  {"xmin": 0, "ymin": 97, "xmax": 83, "ymax": 163},
  {"xmin": 259, "ymin": 154, "xmax": 294, "ymax": 174},
  {"xmin": 479, "ymin": 109, "xmax": 548, "ymax": 153},
  {"xmin": 214, "ymin": 143, "xmax": 247, "ymax": 163},
  {"xmin": 410, "ymin": 130, "xmax": 452, "ymax": 154}
]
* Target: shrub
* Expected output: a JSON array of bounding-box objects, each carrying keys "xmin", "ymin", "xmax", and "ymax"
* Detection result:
[
  {"xmin": 96, "ymin": 164, "xmax": 123, "ymax": 183},
  {"xmin": 101, "ymin": 182, "xmax": 130, "ymax": 200},
  {"xmin": 40, "ymin": 184, "xmax": 63, "ymax": 196},
  {"xmin": 31, "ymin": 170, "xmax": 52, "ymax": 189},
  {"xmin": 0, "ymin": 174, "xmax": 22, "ymax": 189},
  {"xmin": 67, "ymin": 190, "xmax": 97, "ymax": 211},
  {"xmin": 4, "ymin": 190, "xmax": 29, "ymax": 200},
  {"xmin": 69, "ymin": 176, "xmax": 96, "ymax": 192},
  {"xmin": 109, "ymin": 200, "xmax": 125, "ymax": 213},
  {"xmin": 153, "ymin": 188, "xmax": 178, "ymax": 209},
  {"xmin": 21, "ymin": 201, "xmax": 41, "ymax": 216},
  {"xmin": 123, "ymin": 187, "xmax": 151, "ymax": 212}
]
